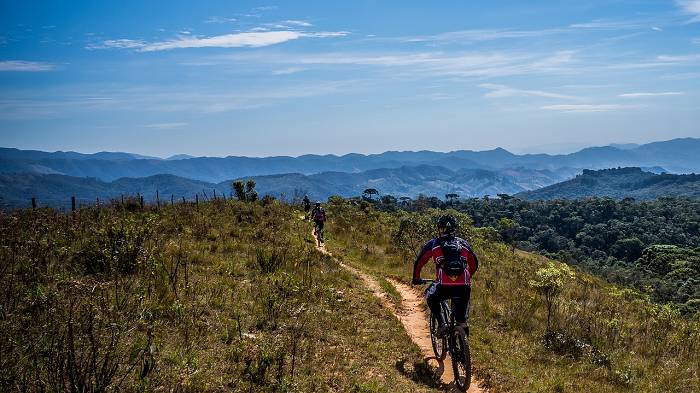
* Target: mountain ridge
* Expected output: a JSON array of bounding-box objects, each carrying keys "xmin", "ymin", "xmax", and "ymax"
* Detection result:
[{"xmin": 2, "ymin": 138, "xmax": 698, "ymax": 183}]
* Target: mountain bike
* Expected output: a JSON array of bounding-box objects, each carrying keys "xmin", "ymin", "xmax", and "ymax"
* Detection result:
[{"xmin": 418, "ymin": 279, "xmax": 471, "ymax": 391}]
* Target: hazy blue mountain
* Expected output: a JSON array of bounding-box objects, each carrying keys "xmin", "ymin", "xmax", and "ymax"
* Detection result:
[
  {"xmin": 2, "ymin": 138, "xmax": 697, "ymax": 183},
  {"xmin": 516, "ymin": 167, "xmax": 700, "ymax": 201},
  {"xmin": 166, "ymin": 154, "xmax": 196, "ymax": 160},
  {"xmin": 0, "ymin": 173, "xmax": 227, "ymax": 210},
  {"xmin": 0, "ymin": 147, "xmax": 160, "ymax": 161},
  {"xmin": 609, "ymin": 143, "xmax": 641, "ymax": 150},
  {"xmin": 0, "ymin": 165, "xmax": 575, "ymax": 209}
]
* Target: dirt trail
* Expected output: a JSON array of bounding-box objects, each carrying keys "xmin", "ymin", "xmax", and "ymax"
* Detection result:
[
  {"xmin": 388, "ymin": 278, "xmax": 483, "ymax": 393},
  {"xmin": 312, "ymin": 232, "xmax": 484, "ymax": 392}
]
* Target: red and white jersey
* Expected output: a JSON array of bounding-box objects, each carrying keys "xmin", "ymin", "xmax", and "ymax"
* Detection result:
[{"xmin": 412, "ymin": 234, "xmax": 478, "ymax": 286}]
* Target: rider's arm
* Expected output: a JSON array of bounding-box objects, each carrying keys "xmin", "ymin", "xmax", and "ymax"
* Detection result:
[
  {"xmin": 460, "ymin": 239, "xmax": 479, "ymax": 276},
  {"xmin": 412, "ymin": 239, "xmax": 434, "ymax": 283}
]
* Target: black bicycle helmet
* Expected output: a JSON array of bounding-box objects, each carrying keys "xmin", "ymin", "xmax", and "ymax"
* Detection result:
[{"xmin": 437, "ymin": 215, "xmax": 457, "ymax": 232}]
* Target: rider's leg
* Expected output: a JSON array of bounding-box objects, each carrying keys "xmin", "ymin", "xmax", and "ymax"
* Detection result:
[
  {"xmin": 451, "ymin": 285, "xmax": 471, "ymax": 327},
  {"xmin": 426, "ymin": 283, "xmax": 447, "ymax": 330}
]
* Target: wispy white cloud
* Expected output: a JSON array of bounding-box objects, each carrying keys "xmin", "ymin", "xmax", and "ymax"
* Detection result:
[
  {"xmin": 618, "ymin": 92, "xmax": 684, "ymax": 97},
  {"xmin": 479, "ymin": 83, "xmax": 576, "ymax": 99},
  {"xmin": 144, "ymin": 122, "xmax": 188, "ymax": 129},
  {"xmin": 253, "ymin": 6, "xmax": 277, "ymax": 11},
  {"xmin": 205, "ymin": 16, "xmax": 237, "ymax": 24},
  {"xmin": 402, "ymin": 28, "xmax": 563, "ymax": 43},
  {"xmin": 265, "ymin": 20, "xmax": 312, "ymax": 29},
  {"xmin": 90, "ymin": 30, "xmax": 349, "ymax": 52},
  {"xmin": 224, "ymin": 49, "xmax": 577, "ymax": 79},
  {"xmin": 693, "ymin": 37, "xmax": 700, "ymax": 44},
  {"xmin": 541, "ymin": 104, "xmax": 633, "ymax": 113},
  {"xmin": 86, "ymin": 39, "xmax": 146, "ymax": 50},
  {"xmin": 0, "ymin": 60, "xmax": 55, "ymax": 72},
  {"xmin": 676, "ymin": 0, "xmax": 700, "ymax": 23},
  {"xmin": 0, "ymin": 80, "xmax": 358, "ymax": 120},
  {"xmin": 656, "ymin": 53, "xmax": 700, "ymax": 62},
  {"xmin": 272, "ymin": 67, "xmax": 306, "ymax": 75},
  {"xmin": 569, "ymin": 19, "xmax": 648, "ymax": 30}
]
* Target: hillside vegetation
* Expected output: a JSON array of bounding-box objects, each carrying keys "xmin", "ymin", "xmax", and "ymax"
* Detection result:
[
  {"xmin": 452, "ymin": 195, "xmax": 700, "ymax": 313},
  {"xmin": 517, "ymin": 167, "xmax": 700, "ymax": 200},
  {"xmin": 2, "ymin": 196, "xmax": 699, "ymax": 392},
  {"xmin": 323, "ymin": 199, "xmax": 700, "ymax": 392},
  {"xmin": 0, "ymin": 198, "xmax": 436, "ymax": 392}
]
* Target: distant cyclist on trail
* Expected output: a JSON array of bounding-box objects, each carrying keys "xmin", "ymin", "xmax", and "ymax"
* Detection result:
[
  {"xmin": 310, "ymin": 201, "xmax": 327, "ymax": 244},
  {"xmin": 412, "ymin": 215, "xmax": 478, "ymax": 337},
  {"xmin": 302, "ymin": 195, "xmax": 311, "ymax": 220}
]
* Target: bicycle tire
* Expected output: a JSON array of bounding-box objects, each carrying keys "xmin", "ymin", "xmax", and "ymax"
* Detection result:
[
  {"xmin": 451, "ymin": 326, "xmax": 471, "ymax": 392},
  {"xmin": 429, "ymin": 312, "xmax": 447, "ymax": 360}
]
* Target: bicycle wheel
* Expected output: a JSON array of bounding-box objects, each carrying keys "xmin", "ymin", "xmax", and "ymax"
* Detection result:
[
  {"xmin": 429, "ymin": 312, "xmax": 447, "ymax": 360},
  {"xmin": 451, "ymin": 326, "xmax": 471, "ymax": 392}
]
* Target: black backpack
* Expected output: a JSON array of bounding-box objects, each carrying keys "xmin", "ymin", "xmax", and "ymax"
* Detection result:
[{"xmin": 439, "ymin": 238, "xmax": 467, "ymax": 277}]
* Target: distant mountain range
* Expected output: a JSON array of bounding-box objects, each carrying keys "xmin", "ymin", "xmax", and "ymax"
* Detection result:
[
  {"xmin": 2, "ymin": 138, "xmax": 699, "ymax": 183},
  {"xmin": 1, "ymin": 138, "xmax": 699, "ymax": 209},
  {"xmin": 0, "ymin": 165, "xmax": 577, "ymax": 209},
  {"xmin": 516, "ymin": 167, "xmax": 700, "ymax": 200}
]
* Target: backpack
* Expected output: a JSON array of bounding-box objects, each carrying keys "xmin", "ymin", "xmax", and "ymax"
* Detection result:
[
  {"xmin": 439, "ymin": 238, "xmax": 467, "ymax": 277},
  {"xmin": 313, "ymin": 208, "xmax": 326, "ymax": 221}
]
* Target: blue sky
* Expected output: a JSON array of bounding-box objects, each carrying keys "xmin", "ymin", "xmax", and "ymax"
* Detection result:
[{"xmin": 1, "ymin": 0, "xmax": 699, "ymax": 157}]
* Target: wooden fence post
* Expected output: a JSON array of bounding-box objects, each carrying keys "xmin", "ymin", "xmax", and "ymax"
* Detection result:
[
  {"xmin": 31, "ymin": 197, "xmax": 36, "ymax": 209},
  {"xmin": 156, "ymin": 190, "xmax": 160, "ymax": 210},
  {"xmin": 171, "ymin": 194, "xmax": 174, "ymax": 206},
  {"xmin": 182, "ymin": 196, "xmax": 186, "ymax": 204},
  {"xmin": 140, "ymin": 195, "xmax": 144, "ymax": 209},
  {"xmin": 71, "ymin": 196, "xmax": 76, "ymax": 212},
  {"xmin": 213, "ymin": 189, "xmax": 217, "ymax": 200},
  {"xmin": 195, "ymin": 194, "xmax": 199, "ymax": 208}
]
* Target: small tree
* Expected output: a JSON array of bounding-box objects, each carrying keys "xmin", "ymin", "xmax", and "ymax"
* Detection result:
[
  {"xmin": 445, "ymin": 193, "xmax": 459, "ymax": 205},
  {"xmin": 232, "ymin": 179, "xmax": 258, "ymax": 202},
  {"xmin": 232, "ymin": 181, "xmax": 246, "ymax": 201},
  {"xmin": 362, "ymin": 188, "xmax": 379, "ymax": 201},
  {"xmin": 528, "ymin": 262, "xmax": 575, "ymax": 331},
  {"xmin": 245, "ymin": 180, "xmax": 258, "ymax": 202}
]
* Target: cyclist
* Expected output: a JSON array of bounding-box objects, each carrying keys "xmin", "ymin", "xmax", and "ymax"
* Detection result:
[
  {"xmin": 302, "ymin": 195, "xmax": 311, "ymax": 219},
  {"xmin": 412, "ymin": 215, "xmax": 478, "ymax": 337},
  {"xmin": 310, "ymin": 201, "xmax": 327, "ymax": 242}
]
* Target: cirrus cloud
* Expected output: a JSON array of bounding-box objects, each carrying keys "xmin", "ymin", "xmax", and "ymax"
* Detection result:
[
  {"xmin": 541, "ymin": 104, "xmax": 633, "ymax": 113},
  {"xmin": 0, "ymin": 60, "xmax": 55, "ymax": 72},
  {"xmin": 89, "ymin": 30, "xmax": 349, "ymax": 52}
]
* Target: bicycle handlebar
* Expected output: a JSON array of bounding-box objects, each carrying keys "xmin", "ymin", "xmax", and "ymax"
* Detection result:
[{"xmin": 415, "ymin": 278, "xmax": 435, "ymax": 284}]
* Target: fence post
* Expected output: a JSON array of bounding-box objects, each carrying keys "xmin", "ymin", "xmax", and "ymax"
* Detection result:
[
  {"xmin": 121, "ymin": 194, "xmax": 124, "ymax": 205},
  {"xmin": 171, "ymin": 194, "xmax": 174, "ymax": 206},
  {"xmin": 31, "ymin": 197, "xmax": 36, "ymax": 209},
  {"xmin": 156, "ymin": 190, "xmax": 160, "ymax": 210},
  {"xmin": 213, "ymin": 189, "xmax": 217, "ymax": 200},
  {"xmin": 182, "ymin": 196, "xmax": 186, "ymax": 204},
  {"xmin": 195, "ymin": 194, "xmax": 199, "ymax": 208},
  {"xmin": 140, "ymin": 195, "xmax": 144, "ymax": 209},
  {"xmin": 71, "ymin": 196, "xmax": 76, "ymax": 212}
]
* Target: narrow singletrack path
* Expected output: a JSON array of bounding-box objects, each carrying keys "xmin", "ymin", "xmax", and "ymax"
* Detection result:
[{"xmin": 312, "ymin": 230, "xmax": 485, "ymax": 392}]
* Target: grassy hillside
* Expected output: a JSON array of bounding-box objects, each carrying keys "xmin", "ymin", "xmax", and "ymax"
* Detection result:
[
  {"xmin": 323, "ymin": 200, "xmax": 700, "ymax": 392},
  {"xmin": 517, "ymin": 167, "xmax": 700, "ymax": 200},
  {"xmin": 3, "ymin": 196, "xmax": 698, "ymax": 392},
  {"xmin": 0, "ymin": 199, "xmax": 437, "ymax": 392}
]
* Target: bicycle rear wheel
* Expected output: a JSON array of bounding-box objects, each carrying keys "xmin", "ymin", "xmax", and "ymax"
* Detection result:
[
  {"xmin": 451, "ymin": 326, "xmax": 471, "ymax": 392},
  {"xmin": 429, "ymin": 312, "xmax": 447, "ymax": 360}
]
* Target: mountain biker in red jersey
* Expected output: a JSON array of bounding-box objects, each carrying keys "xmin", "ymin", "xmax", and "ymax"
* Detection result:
[
  {"xmin": 310, "ymin": 201, "xmax": 326, "ymax": 241},
  {"xmin": 412, "ymin": 215, "xmax": 478, "ymax": 337}
]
